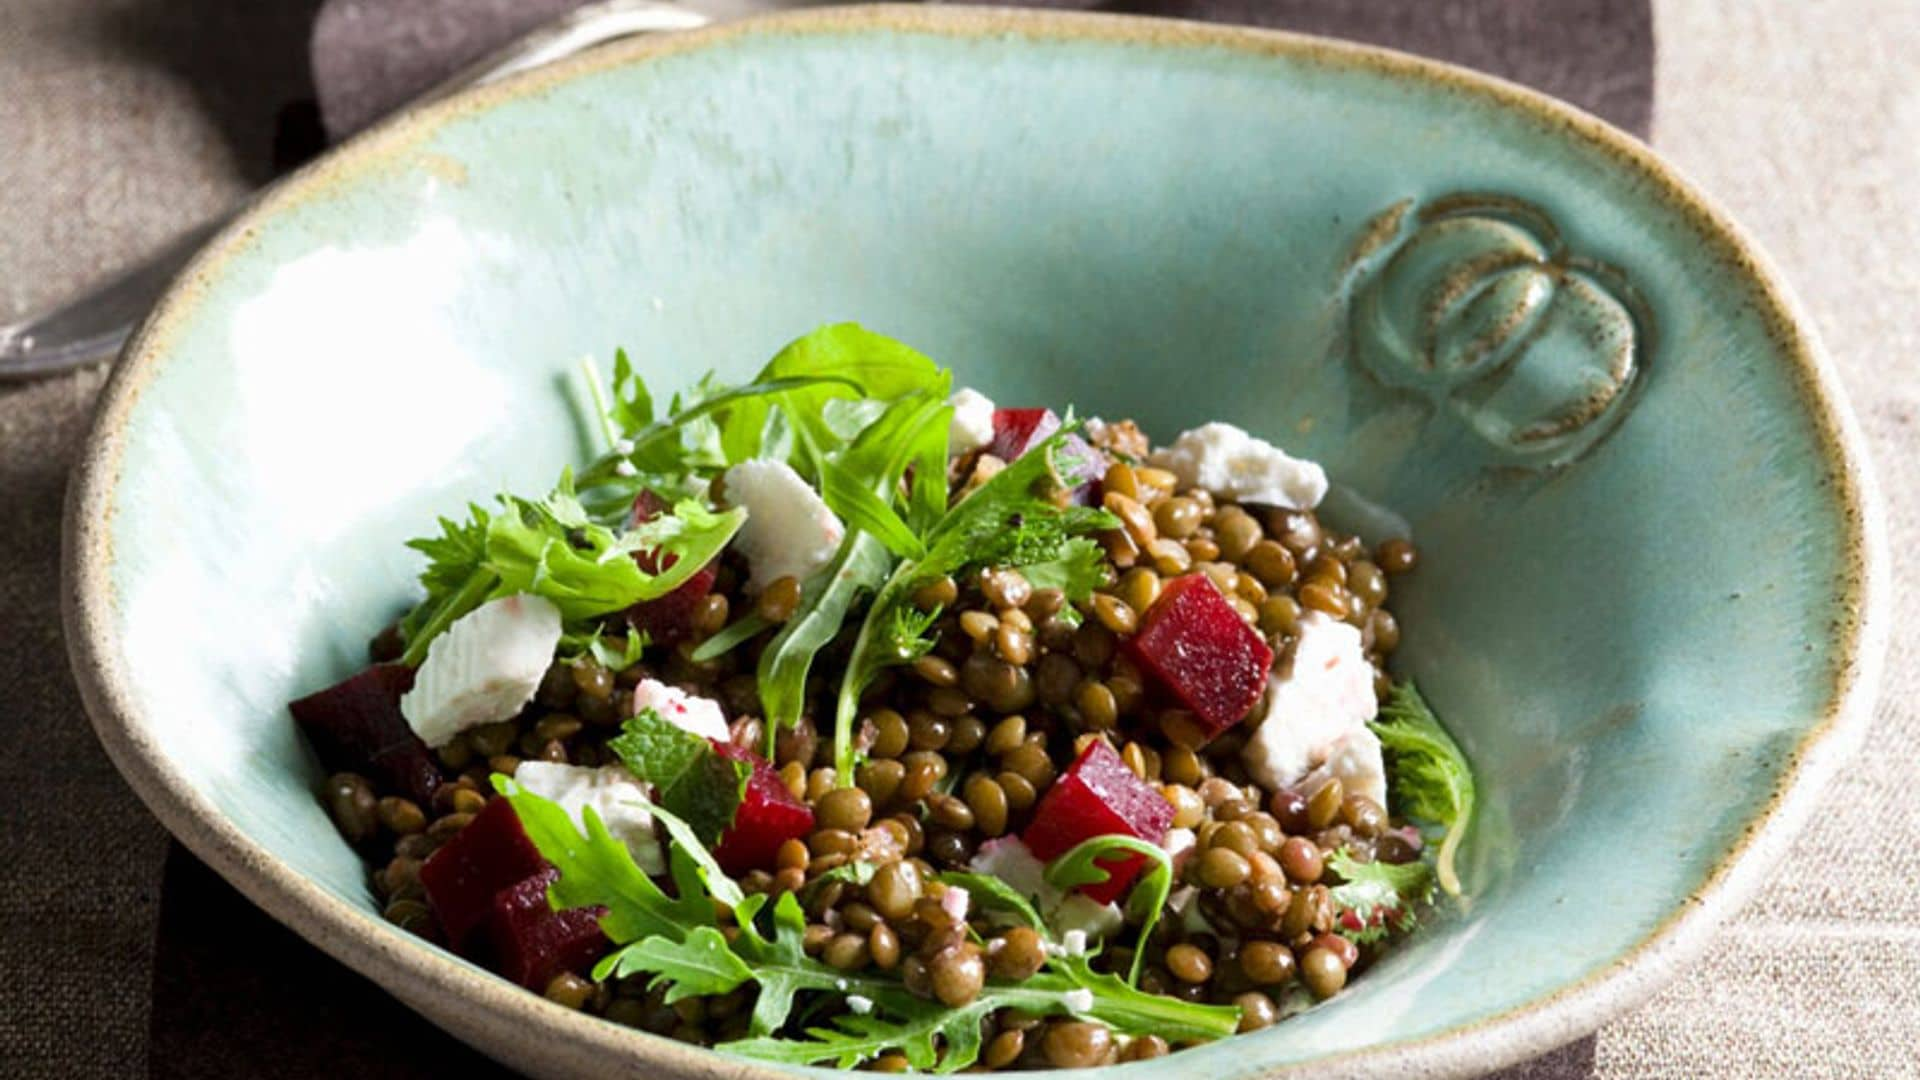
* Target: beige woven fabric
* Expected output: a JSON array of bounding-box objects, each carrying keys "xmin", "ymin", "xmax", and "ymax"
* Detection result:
[
  {"xmin": 1591, "ymin": 2, "xmax": 1920, "ymax": 1074},
  {"xmin": 0, "ymin": 0, "xmax": 1912, "ymax": 1075}
]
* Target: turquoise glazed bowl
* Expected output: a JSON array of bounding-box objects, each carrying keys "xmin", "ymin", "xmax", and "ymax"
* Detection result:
[{"xmin": 63, "ymin": 6, "xmax": 1886, "ymax": 1078}]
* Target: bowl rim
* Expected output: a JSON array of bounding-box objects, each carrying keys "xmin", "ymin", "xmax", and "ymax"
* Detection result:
[{"xmin": 61, "ymin": 4, "xmax": 1889, "ymax": 1077}]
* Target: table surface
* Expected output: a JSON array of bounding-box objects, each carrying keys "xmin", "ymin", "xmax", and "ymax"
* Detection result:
[{"xmin": 3, "ymin": 1, "xmax": 1915, "ymax": 1076}]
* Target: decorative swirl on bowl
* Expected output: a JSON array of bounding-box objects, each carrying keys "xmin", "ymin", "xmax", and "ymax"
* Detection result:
[{"xmin": 1346, "ymin": 193, "xmax": 1651, "ymax": 467}]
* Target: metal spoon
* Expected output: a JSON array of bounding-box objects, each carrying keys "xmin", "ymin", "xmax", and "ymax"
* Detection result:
[{"xmin": 0, "ymin": 0, "xmax": 830, "ymax": 381}]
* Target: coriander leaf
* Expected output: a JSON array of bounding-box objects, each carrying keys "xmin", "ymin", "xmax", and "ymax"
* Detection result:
[
  {"xmin": 599, "ymin": 926, "xmax": 752, "ymax": 1000},
  {"xmin": 1371, "ymin": 682, "xmax": 1476, "ymax": 897},
  {"xmin": 1041, "ymin": 835, "xmax": 1174, "ymax": 985},
  {"xmin": 607, "ymin": 709, "xmax": 750, "ymax": 843},
  {"xmin": 1015, "ymin": 536, "xmax": 1110, "ymax": 605},
  {"xmin": 831, "ymin": 428, "xmax": 1119, "ymax": 778},
  {"xmin": 1327, "ymin": 848, "xmax": 1431, "ymax": 929},
  {"xmin": 492, "ymin": 775, "xmax": 708, "ymax": 943}
]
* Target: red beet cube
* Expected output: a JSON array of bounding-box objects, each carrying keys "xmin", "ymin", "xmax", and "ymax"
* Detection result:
[
  {"xmin": 710, "ymin": 743, "xmax": 814, "ymax": 875},
  {"xmin": 1022, "ymin": 741, "xmax": 1174, "ymax": 904},
  {"xmin": 421, "ymin": 797, "xmax": 548, "ymax": 951},
  {"xmin": 988, "ymin": 408, "xmax": 1063, "ymax": 462},
  {"xmin": 1124, "ymin": 574, "xmax": 1274, "ymax": 738},
  {"xmin": 289, "ymin": 663, "xmax": 443, "ymax": 807},
  {"xmin": 485, "ymin": 867, "xmax": 609, "ymax": 989},
  {"xmin": 625, "ymin": 489, "xmax": 718, "ymax": 645}
]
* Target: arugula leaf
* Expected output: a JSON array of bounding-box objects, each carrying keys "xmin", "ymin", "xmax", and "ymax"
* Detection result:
[
  {"xmin": 688, "ymin": 612, "xmax": 774, "ymax": 662},
  {"xmin": 634, "ymin": 795, "xmax": 747, "ymax": 910},
  {"xmin": 720, "ymin": 324, "xmax": 946, "ymax": 476},
  {"xmin": 1328, "ymin": 848, "xmax": 1432, "ymax": 920},
  {"xmin": 491, "ymin": 775, "xmax": 709, "ymax": 943},
  {"xmin": 606, "ymin": 710, "xmax": 750, "ymax": 844},
  {"xmin": 936, "ymin": 872, "xmax": 1047, "ymax": 936},
  {"xmin": 1041, "ymin": 835, "xmax": 1174, "ymax": 985},
  {"xmin": 607, "ymin": 348, "xmax": 655, "ymax": 436},
  {"xmin": 755, "ymin": 391, "xmax": 950, "ymax": 738},
  {"xmin": 1371, "ymin": 682, "xmax": 1475, "ymax": 897},
  {"xmin": 818, "ymin": 459, "xmax": 924, "ymax": 559},
  {"xmin": 557, "ymin": 626, "xmax": 646, "ymax": 671},
  {"xmin": 398, "ymin": 474, "xmax": 745, "ymax": 664},
  {"xmin": 599, "ymin": 925, "xmax": 752, "ymax": 999},
  {"xmin": 723, "ymin": 992, "xmax": 993, "ymax": 1072}
]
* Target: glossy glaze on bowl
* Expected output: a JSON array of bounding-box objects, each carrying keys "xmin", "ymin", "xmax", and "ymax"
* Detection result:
[{"xmin": 63, "ymin": 6, "xmax": 1886, "ymax": 1078}]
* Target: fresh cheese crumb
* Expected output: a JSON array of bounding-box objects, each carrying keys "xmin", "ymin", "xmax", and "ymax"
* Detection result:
[
  {"xmin": 722, "ymin": 458, "xmax": 844, "ymax": 593},
  {"xmin": 630, "ymin": 678, "xmax": 730, "ymax": 741},
  {"xmin": 1149, "ymin": 421, "xmax": 1327, "ymax": 509},
  {"xmin": 948, "ymin": 387, "xmax": 996, "ymax": 456},
  {"xmin": 846, "ymin": 994, "xmax": 874, "ymax": 1015},
  {"xmin": 513, "ymin": 761, "xmax": 665, "ymax": 874},
  {"xmin": 941, "ymin": 884, "xmax": 972, "ymax": 923},
  {"xmin": 613, "ymin": 459, "xmax": 638, "ymax": 478},
  {"xmin": 1062, "ymin": 988, "xmax": 1095, "ymax": 1014},
  {"xmin": 1060, "ymin": 929, "xmax": 1088, "ymax": 957},
  {"xmin": 401, "ymin": 593, "xmax": 561, "ymax": 748},
  {"xmin": 1241, "ymin": 612, "xmax": 1385, "ymax": 804}
]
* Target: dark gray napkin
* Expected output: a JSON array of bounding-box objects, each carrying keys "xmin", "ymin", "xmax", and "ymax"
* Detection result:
[{"xmin": 148, "ymin": 3, "xmax": 1651, "ymax": 1077}]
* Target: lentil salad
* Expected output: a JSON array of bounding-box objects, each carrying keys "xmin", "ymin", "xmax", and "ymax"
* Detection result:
[{"xmin": 290, "ymin": 324, "xmax": 1475, "ymax": 1071}]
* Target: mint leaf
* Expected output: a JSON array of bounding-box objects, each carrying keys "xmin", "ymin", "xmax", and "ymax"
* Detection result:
[
  {"xmin": 1371, "ymin": 682, "xmax": 1475, "ymax": 897},
  {"xmin": 607, "ymin": 710, "xmax": 749, "ymax": 843}
]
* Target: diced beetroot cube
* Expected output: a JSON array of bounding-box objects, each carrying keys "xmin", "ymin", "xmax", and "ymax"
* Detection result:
[
  {"xmin": 625, "ymin": 489, "xmax": 717, "ymax": 645},
  {"xmin": 485, "ymin": 868, "xmax": 609, "ymax": 989},
  {"xmin": 1124, "ymin": 574, "xmax": 1274, "ymax": 738},
  {"xmin": 988, "ymin": 408, "xmax": 1107, "ymax": 502},
  {"xmin": 1022, "ymin": 741, "xmax": 1174, "ymax": 904},
  {"xmin": 421, "ymin": 797, "xmax": 548, "ymax": 951},
  {"xmin": 988, "ymin": 408, "xmax": 1062, "ymax": 463},
  {"xmin": 289, "ymin": 663, "xmax": 443, "ymax": 806},
  {"xmin": 710, "ymin": 742, "xmax": 814, "ymax": 875}
]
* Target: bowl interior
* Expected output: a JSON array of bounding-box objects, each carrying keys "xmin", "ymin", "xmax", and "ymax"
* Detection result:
[{"xmin": 73, "ymin": 9, "xmax": 1870, "ymax": 1076}]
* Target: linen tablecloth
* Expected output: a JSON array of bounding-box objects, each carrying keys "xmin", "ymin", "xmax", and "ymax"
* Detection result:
[{"xmin": 2, "ymin": 1, "xmax": 1914, "ymax": 1076}]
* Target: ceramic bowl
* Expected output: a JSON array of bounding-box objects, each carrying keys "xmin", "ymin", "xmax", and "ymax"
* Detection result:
[{"xmin": 63, "ymin": 6, "xmax": 1886, "ymax": 1077}]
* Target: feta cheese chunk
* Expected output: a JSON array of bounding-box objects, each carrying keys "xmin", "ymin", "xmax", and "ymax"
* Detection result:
[
  {"xmin": 967, "ymin": 837, "xmax": 1124, "ymax": 943},
  {"xmin": 722, "ymin": 458, "xmax": 845, "ymax": 593},
  {"xmin": 513, "ymin": 761, "xmax": 665, "ymax": 875},
  {"xmin": 948, "ymin": 387, "xmax": 996, "ymax": 456},
  {"xmin": 1242, "ymin": 611, "xmax": 1386, "ymax": 805},
  {"xmin": 401, "ymin": 593, "xmax": 561, "ymax": 747},
  {"xmin": 630, "ymin": 678, "xmax": 729, "ymax": 741},
  {"xmin": 1148, "ymin": 421, "xmax": 1327, "ymax": 509}
]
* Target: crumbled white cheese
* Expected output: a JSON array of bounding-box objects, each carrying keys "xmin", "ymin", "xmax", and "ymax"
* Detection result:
[
  {"xmin": 846, "ymin": 994, "xmax": 874, "ymax": 1015},
  {"xmin": 1148, "ymin": 421, "xmax": 1327, "ymax": 509},
  {"xmin": 1061, "ymin": 989, "xmax": 1095, "ymax": 1014},
  {"xmin": 722, "ymin": 458, "xmax": 845, "ymax": 593},
  {"xmin": 401, "ymin": 594, "xmax": 562, "ymax": 747},
  {"xmin": 948, "ymin": 387, "xmax": 996, "ymax": 455},
  {"xmin": 612, "ymin": 437, "xmax": 635, "ymax": 455},
  {"xmin": 513, "ymin": 761, "xmax": 665, "ymax": 875},
  {"xmin": 1160, "ymin": 827, "xmax": 1197, "ymax": 864},
  {"xmin": 1060, "ymin": 929, "xmax": 1089, "ymax": 957},
  {"xmin": 630, "ymin": 678, "xmax": 729, "ymax": 741},
  {"xmin": 969, "ymin": 838, "xmax": 1123, "ymax": 943},
  {"xmin": 1167, "ymin": 886, "xmax": 1214, "ymax": 935},
  {"xmin": 613, "ymin": 459, "xmax": 638, "ymax": 478},
  {"xmin": 1052, "ymin": 895, "xmax": 1124, "ymax": 942},
  {"xmin": 941, "ymin": 885, "xmax": 972, "ymax": 923},
  {"xmin": 1241, "ymin": 612, "xmax": 1385, "ymax": 805}
]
